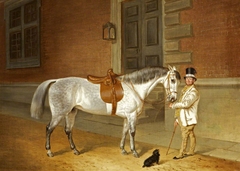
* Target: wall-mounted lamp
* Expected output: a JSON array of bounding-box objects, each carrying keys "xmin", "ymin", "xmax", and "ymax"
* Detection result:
[{"xmin": 102, "ymin": 22, "xmax": 116, "ymax": 41}]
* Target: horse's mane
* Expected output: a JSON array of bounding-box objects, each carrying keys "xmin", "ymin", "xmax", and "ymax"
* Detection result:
[{"xmin": 118, "ymin": 67, "xmax": 169, "ymax": 84}]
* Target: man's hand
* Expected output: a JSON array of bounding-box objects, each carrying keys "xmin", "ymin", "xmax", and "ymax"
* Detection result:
[{"xmin": 174, "ymin": 120, "xmax": 178, "ymax": 127}]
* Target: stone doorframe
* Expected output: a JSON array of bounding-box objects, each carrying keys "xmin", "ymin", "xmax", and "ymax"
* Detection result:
[{"xmin": 110, "ymin": 0, "xmax": 193, "ymax": 74}]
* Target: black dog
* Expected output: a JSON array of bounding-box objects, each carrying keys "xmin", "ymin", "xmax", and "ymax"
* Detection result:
[{"xmin": 142, "ymin": 149, "xmax": 160, "ymax": 167}]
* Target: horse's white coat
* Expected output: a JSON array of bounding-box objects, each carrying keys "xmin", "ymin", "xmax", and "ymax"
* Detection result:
[{"xmin": 30, "ymin": 66, "xmax": 180, "ymax": 158}]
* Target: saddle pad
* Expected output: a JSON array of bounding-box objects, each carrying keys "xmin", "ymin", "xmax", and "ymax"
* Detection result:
[{"xmin": 100, "ymin": 80, "xmax": 124, "ymax": 103}]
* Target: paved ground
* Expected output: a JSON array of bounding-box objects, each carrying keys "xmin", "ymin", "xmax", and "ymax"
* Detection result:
[
  {"xmin": 1, "ymin": 114, "xmax": 240, "ymax": 171},
  {"xmin": 0, "ymin": 102, "xmax": 240, "ymax": 170}
]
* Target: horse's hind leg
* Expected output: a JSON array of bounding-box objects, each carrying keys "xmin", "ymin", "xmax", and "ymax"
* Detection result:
[
  {"xmin": 65, "ymin": 108, "xmax": 80, "ymax": 155},
  {"xmin": 46, "ymin": 115, "xmax": 63, "ymax": 157},
  {"xmin": 120, "ymin": 119, "xmax": 129, "ymax": 155}
]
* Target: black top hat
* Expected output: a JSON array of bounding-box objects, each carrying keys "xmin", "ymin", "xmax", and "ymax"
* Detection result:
[{"xmin": 184, "ymin": 67, "xmax": 197, "ymax": 80}]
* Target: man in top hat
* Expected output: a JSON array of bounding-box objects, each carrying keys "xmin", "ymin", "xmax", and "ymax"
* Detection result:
[{"xmin": 169, "ymin": 67, "xmax": 200, "ymax": 159}]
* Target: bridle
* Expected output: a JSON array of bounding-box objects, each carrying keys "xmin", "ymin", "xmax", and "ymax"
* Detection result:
[
  {"xmin": 164, "ymin": 70, "xmax": 178, "ymax": 101},
  {"xmin": 126, "ymin": 69, "xmax": 179, "ymax": 106}
]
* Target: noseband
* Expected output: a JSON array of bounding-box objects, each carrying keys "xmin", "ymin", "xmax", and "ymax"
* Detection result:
[{"xmin": 164, "ymin": 71, "xmax": 178, "ymax": 98}]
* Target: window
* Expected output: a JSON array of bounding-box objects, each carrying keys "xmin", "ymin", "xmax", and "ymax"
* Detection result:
[{"xmin": 5, "ymin": 0, "xmax": 41, "ymax": 69}]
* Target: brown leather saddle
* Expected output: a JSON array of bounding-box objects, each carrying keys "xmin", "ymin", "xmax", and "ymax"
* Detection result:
[{"xmin": 87, "ymin": 69, "xmax": 124, "ymax": 115}]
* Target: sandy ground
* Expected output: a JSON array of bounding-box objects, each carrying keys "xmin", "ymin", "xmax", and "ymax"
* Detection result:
[{"xmin": 0, "ymin": 114, "xmax": 240, "ymax": 171}]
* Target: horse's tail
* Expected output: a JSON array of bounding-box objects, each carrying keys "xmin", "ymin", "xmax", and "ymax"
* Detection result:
[{"xmin": 30, "ymin": 79, "xmax": 56, "ymax": 119}]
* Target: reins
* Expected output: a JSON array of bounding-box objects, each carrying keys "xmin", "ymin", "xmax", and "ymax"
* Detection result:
[
  {"xmin": 123, "ymin": 68, "xmax": 178, "ymax": 109},
  {"xmin": 126, "ymin": 71, "xmax": 171, "ymax": 107},
  {"xmin": 144, "ymin": 70, "xmax": 176, "ymax": 106},
  {"xmin": 129, "ymin": 81, "xmax": 165, "ymax": 106},
  {"xmin": 128, "ymin": 81, "xmax": 145, "ymax": 103}
]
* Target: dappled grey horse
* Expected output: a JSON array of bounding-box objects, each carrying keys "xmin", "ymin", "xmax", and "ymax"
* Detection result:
[{"xmin": 30, "ymin": 66, "xmax": 181, "ymax": 158}]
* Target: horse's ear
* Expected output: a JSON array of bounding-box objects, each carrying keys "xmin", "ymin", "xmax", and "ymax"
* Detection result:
[
  {"xmin": 168, "ymin": 65, "xmax": 173, "ymax": 70},
  {"xmin": 172, "ymin": 66, "xmax": 176, "ymax": 71}
]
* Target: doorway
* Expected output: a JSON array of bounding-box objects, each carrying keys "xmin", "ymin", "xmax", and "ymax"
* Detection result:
[{"xmin": 122, "ymin": 0, "xmax": 163, "ymax": 73}]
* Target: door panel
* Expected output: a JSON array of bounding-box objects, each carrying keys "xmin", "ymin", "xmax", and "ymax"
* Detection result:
[
  {"xmin": 123, "ymin": 0, "xmax": 162, "ymax": 73},
  {"xmin": 142, "ymin": 0, "xmax": 162, "ymax": 68},
  {"xmin": 146, "ymin": 17, "xmax": 158, "ymax": 46},
  {"xmin": 123, "ymin": 0, "xmax": 141, "ymax": 73},
  {"xmin": 126, "ymin": 21, "xmax": 138, "ymax": 48}
]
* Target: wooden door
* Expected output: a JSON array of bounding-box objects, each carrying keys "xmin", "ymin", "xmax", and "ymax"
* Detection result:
[{"xmin": 122, "ymin": 0, "xmax": 163, "ymax": 73}]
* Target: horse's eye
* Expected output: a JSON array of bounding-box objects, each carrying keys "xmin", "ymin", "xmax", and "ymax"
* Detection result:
[{"xmin": 171, "ymin": 79, "xmax": 175, "ymax": 84}]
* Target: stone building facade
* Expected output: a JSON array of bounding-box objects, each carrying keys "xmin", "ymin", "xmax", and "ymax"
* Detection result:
[{"xmin": 0, "ymin": 0, "xmax": 240, "ymax": 143}]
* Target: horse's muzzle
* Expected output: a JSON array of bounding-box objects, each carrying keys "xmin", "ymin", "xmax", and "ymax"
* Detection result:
[
  {"xmin": 167, "ymin": 95, "xmax": 177, "ymax": 102},
  {"xmin": 170, "ymin": 97, "xmax": 177, "ymax": 102}
]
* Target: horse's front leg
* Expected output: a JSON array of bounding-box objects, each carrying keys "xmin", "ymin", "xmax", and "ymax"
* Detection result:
[
  {"xmin": 129, "ymin": 119, "xmax": 139, "ymax": 158},
  {"xmin": 120, "ymin": 119, "xmax": 129, "ymax": 155},
  {"xmin": 65, "ymin": 108, "xmax": 80, "ymax": 155}
]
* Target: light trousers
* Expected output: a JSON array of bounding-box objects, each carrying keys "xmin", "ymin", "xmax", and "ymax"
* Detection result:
[{"xmin": 177, "ymin": 117, "xmax": 196, "ymax": 156}]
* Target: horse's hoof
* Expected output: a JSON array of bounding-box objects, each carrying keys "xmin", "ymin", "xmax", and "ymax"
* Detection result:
[
  {"xmin": 121, "ymin": 150, "xmax": 128, "ymax": 155},
  {"xmin": 132, "ymin": 151, "xmax": 139, "ymax": 158},
  {"xmin": 47, "ymin": 151, "xmax": 54, "ymax": 157},
  {"xmin": 73, "ymin": 149, "xmax": 80, "ymax": 155}
]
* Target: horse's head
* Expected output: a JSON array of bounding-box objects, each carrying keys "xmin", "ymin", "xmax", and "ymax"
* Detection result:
[{"xmin": 163, "ymin": 65, "xmax": 181, "ymax": 102}]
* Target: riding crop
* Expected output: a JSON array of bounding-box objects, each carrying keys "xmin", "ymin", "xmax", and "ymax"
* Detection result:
[{"xmin": 166, "ymin": 124, "xmax": 177, "ymax": 155}]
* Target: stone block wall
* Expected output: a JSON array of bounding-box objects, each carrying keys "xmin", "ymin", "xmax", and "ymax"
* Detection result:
[
  {"xmin": 177, "ymin": 0, "xmax": 240, "ymax": 78},
  {"xmin": 164, "ymin": 0, "xmax": 193, "ymax": 65},
  {"xmin": 0, "ymin": 83, "xmax": 38, "ymax": 104}
]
